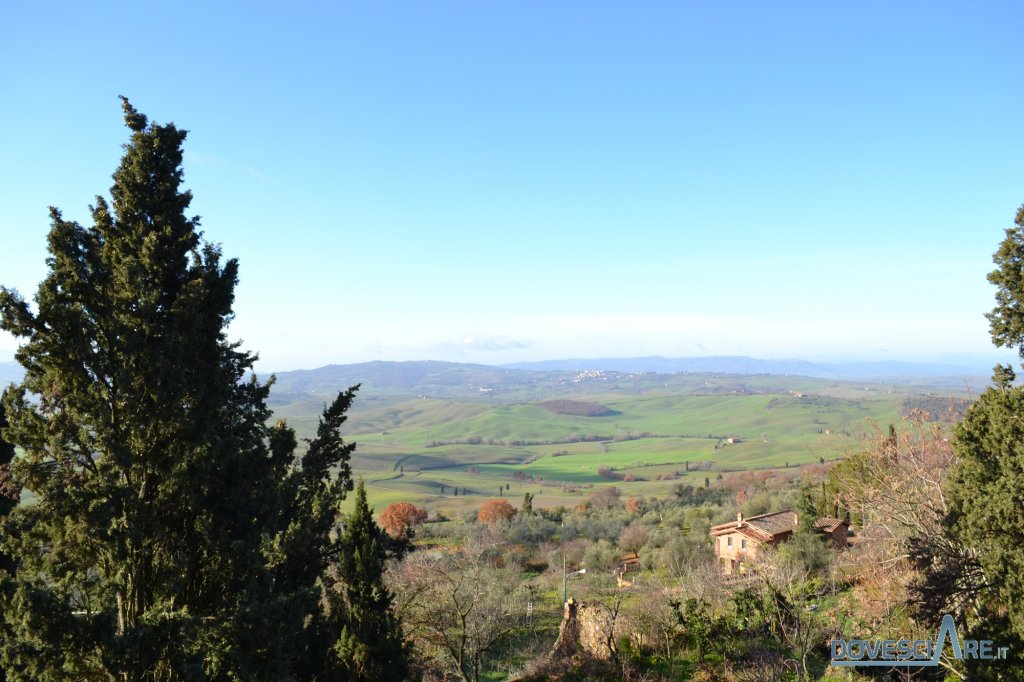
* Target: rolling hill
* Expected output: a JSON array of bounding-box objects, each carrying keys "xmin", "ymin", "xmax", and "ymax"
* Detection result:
[{"xmin": 257, "ymin": 360, "xmax": 971, "ymax": 512}]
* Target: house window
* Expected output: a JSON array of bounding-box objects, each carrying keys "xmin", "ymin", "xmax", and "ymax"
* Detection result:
[
  {"xmin": 727, "ymin": 537, "xmax": 733, "ymax": 547},
  {"xmin": 741, "ymin": 539, "xmax": 747, "ymax": 549}
]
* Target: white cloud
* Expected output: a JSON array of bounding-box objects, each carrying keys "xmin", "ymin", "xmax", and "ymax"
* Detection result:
[{"xmin": 458, "ymin": 335, "xmax": 534, "ymax": 351}]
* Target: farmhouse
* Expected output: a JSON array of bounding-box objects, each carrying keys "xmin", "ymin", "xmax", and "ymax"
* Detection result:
[{"xmin": 709, "ymin": 510, "xmax": 848, "ymax": 575}]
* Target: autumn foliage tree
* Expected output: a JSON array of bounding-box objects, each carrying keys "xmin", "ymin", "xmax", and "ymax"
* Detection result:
[
  {"xmin": 379, "ymin": 502, "xmax": 428, "ymax": 539},
  {"xmin": 477, "ymin": 499, "xmax": 516, "ymax": 525}
]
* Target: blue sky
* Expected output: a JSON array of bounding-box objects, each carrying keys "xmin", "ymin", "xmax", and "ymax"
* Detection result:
[{"xmin": 1, "ymin": 1, "xmax": 1022, "ymax": 371}]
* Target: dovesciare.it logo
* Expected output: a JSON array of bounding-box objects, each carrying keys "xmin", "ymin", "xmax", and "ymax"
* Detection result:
[{"xmin": 830, "ymin": 615, "xmax": 1009, "ymax": 667}]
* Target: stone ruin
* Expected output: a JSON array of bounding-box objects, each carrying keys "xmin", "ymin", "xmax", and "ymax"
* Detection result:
[{"xmin": 549, "ymin": 599, "xmax": 625, "ymax": 662}]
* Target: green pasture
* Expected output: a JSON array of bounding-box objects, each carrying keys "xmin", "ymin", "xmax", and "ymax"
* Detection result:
[
  {"xmin": 343, "ymin": 393, "xmax": 903, "ymax": 447},
  {"xmin": 281, "ymin": 383, "xmax": 938, "ymax": 513}
]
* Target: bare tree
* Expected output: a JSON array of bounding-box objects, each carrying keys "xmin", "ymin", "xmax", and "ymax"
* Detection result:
[
  {"xmin": 828, "ymin": 420, "xmax": 980, "ymax": 678},
  {"xmin": 743, "ymin": 547, "xmax": 835, "ymax": 681},
  {"xmin": 617, "ymin": 522, "xmax": 649, "ymax": 557},
  {"xmin": 388, "ymin": 538, "xmax": 527, "ymax": 682}
]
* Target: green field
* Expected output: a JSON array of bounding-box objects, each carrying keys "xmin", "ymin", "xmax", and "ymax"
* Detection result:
[{"xmin": 264, "ymin": 371, "xmax": 948, "ymax": 514}]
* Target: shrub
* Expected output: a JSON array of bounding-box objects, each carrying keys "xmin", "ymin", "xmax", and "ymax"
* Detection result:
[{"xmin": 582, "ymin": 539, "xmax": 619, "ymax": 573}]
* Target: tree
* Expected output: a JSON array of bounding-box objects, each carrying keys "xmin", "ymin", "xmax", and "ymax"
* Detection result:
[
  {"xmin": 521, "ymin": 491, "xmax": 533, "ymax": 514},
  {"xmin": 477, "ymin": 499, "xmax": 516, "ymax": 525},
  {"xmin": 582, "ymin": 539, "xmax": 619, "ymax": 573},
  {"xmin": 618, "ymin": 522, "xmax": 649, "ymax": 557},
  {"xmin": 390, "ymin": 538, "xmax": 526, "ymax": 682},
  {"xmin": 269, "ymin": 388, "xmax": 359, "ymax": 678},
  {"xmin": 946, "ymin": 387, "xmax": 1024, "ymax": 641},
  {"xmin": 986, "ymin": 205, "xmax": 1024, "ymax": 357},
  {"xmin": 333, "ymin": 480, "xmax": 409, "ymax": 681},
  {"xmin": 0, "ymin": 403, "xmax": 16, "ymax": 682},
  {"xmin": 914, "ymin": 204, "xmax": 1024, "ymax": 674},
  {"xmin": 588, "ymin": 486, "xmax": 621, "ymax": 510},
  {"xmin": 379, "ymin": 501, "xmax": 428, "ymax": 539},
  {"xmin": 0, "ymin": 100, "xmax": 360, "ymax": 680}
]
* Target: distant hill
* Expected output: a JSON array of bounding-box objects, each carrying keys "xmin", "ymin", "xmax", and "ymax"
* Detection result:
[
  {"xmin": 501, "ymin": 356, "xmax": 990, "ymax": 381},
  {"xmin": 268, "ymin": 360, "xmax": 540, "ymax": 398},
  {"xmin": 0, "ymin": 356, "xmax": 993, "ymax": 404}
]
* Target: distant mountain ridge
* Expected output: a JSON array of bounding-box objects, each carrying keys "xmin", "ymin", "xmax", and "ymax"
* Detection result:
[
  {"xmin": 267, "ymin": 360, "xmax": 536, "ymax": 397},
  {"xmin": 0, "ymin": 356, "xmax": 994, "ymax": 399},
  {"xmin": 500, "ymin": 355, "xmax": 991, "ymax": 380}
]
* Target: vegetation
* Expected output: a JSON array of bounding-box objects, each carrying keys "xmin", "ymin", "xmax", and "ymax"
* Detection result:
[
  {"xmin": 910, "ymin": 202, "xmax": 1024, "ymax": 675},
  {"xmin": 392, "ymin": 536, "xmax": 529, "ymax": 682},
  {"xmin": 0, "ymin": 404, "xmax": 13, "ymax": 682},
  {"xmin": 537, "ymin": 400, "xmax": 614, "ymax": 417},
  {"xmin": 333, "ymin": 480, "xmax": 409, "ymax": 681},
  {"xmin": 478, "ymin": 499, "xmax": 517, "ymax": 525},
  {"xmin": 379, "ymin": 502, "xmax": 429, "ymax": 539},
  {"xmin": 0, "ymin": 101, "xmax": 403, "ymax": 680}
]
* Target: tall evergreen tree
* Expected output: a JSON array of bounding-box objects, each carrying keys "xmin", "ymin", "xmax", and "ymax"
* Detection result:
[
  {"xmin": 331, "ymin": 480, "xmax": 408, "ymax": 681},
  {"xmin": 0, "ymin": 403, "xmax": 16, "ymax": 682},
  {"xmin": 986, "ymin": 205, "xmax": 1024, "ymax": 358},
  {"xmin": 930, "ymin": 203, "xmax": 1024, "ymax": 671},
  {"xmin": 0, "ymin": 97, "xmax": 274, "ymax": 680},
  {"xmin": 0, "ymin": 99, "xmax": 360, "ymax": 680},
  {"xmin": 267, "ymin": 388, "xmax": 359, "ymax": 680},
  {"xmin": 0, "ymin": 403, "xmax": 14, "ymax": 529}
]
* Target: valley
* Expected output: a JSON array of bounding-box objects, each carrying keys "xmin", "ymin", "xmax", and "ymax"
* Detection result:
[{"xmin": 264, "ymin": 360, "xmax": 973, "ymax": 514}]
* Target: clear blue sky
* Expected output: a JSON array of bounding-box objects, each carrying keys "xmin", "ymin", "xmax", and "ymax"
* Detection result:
[{"xmin": 1, "ymin": 1, "xmax": 1021, "ymax": 371}]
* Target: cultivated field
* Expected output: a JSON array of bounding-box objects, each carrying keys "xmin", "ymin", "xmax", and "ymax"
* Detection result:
[{"xmin": 264, "ymin": 362, "xmax": 962, "ymax": 514}]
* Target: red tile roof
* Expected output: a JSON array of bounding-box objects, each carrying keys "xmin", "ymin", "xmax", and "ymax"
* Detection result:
[
  {"xmin": 813, "ymin": 517, "xmax": 847, "ymax": 533},
  {"xmin": 710, "ymin": 510, "xmax": 847, "ymax": 541},
  {"xmin": 710, "ymin": 510, "xmax": 798, "ymax": 541}
]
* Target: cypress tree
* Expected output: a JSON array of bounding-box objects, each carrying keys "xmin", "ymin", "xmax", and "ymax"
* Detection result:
[
  {"xmin": 0, "ymin": 403, "xmax": 16, "ymax": 682},
  {"xmin": 332, "ymin": 480, "xmax": 408, "ymax": 681},
  {"xmin": 940, "ymin": 204, "xmax": 1024, "ymax": 649},
  {"xmin": 268, "ymin": 388, "xmax": 359, "ymax": 679},
  {"xmin": 0, "ymin": 99, "xmax": 358, "ymax": 680}
]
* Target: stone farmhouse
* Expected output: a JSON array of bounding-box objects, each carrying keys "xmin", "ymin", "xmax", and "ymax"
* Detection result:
[{"xmin": 709, "ymin": 510, "xmax": 849, "ymax": 575}]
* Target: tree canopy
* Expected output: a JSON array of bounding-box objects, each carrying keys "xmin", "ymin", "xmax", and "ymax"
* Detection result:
[
  {"xmin": 986, "ymin": 205, "xmax": 1024, "ymax": 359},
  {"xmin": 936, "ymin": 203, "xmax": 1024, "ymax": 668},
  {"xmin": 0, "ymin": 99, "xmax": 378, "ymax": 680},
  {"xmin": 0, "ymin": 403, "xmax": 15, "ymax": 682},
  {"xmin": 333, "ymin": 480, "xmax": 408, "ymax": 681},
  {"xmin": 477, "ymin": 499, "xmax": 516, "ymax": 525},
  {"xmin": 379, "ymin": 501, "xmax": 428, "ymax": 539}
]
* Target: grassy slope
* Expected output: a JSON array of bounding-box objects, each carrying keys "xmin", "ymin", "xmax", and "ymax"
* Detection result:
[
  {"xmin": 321, "ymin": 387, "xmax": 909, "ymax": 512},
  {"xmin": 264, "ymin": 365, "xmax": 952, "ymax": 513}
]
